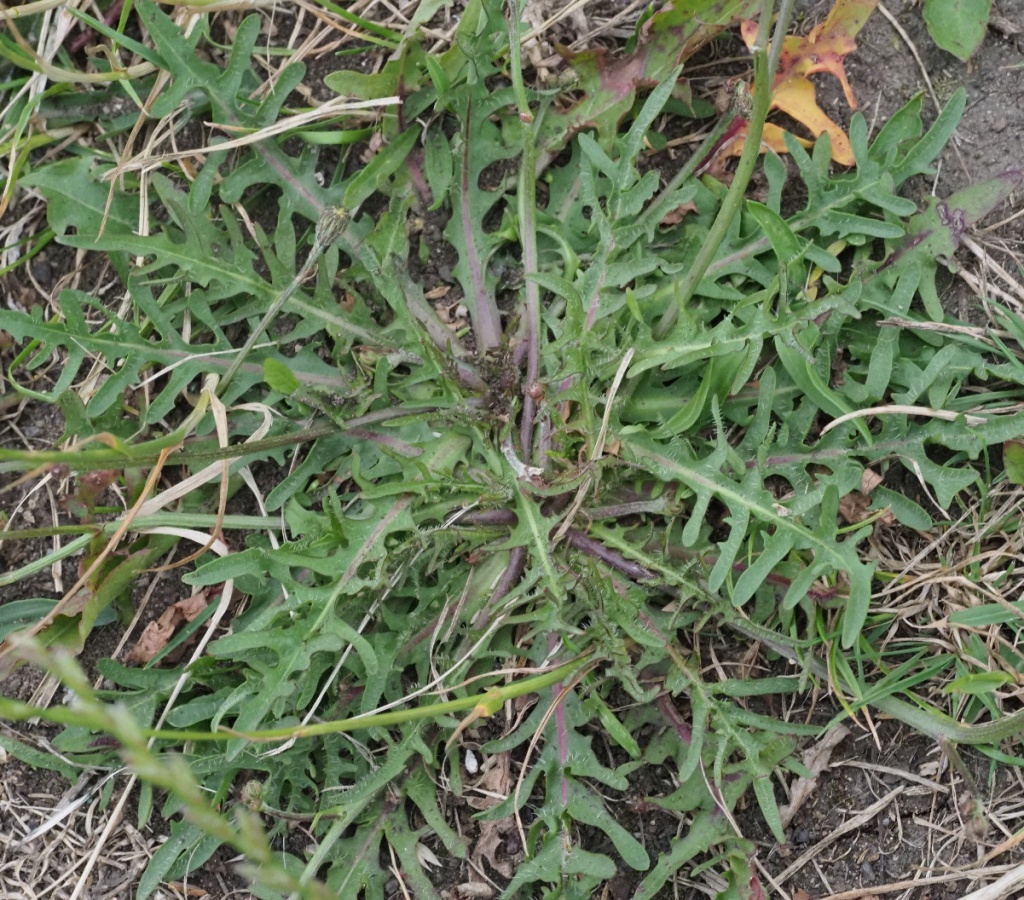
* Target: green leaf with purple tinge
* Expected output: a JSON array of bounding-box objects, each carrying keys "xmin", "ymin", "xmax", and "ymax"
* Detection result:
[
  {"xmin": 878, "ymin": 167, "xmax": 1023, "ymax": 308},
  {"xmin": 901, "ymin": 168, "xmax": 1023, "ymax": 261},
  {"xmin": 535, "ymin": 0, "xmax": 759, "ymax": 167},
  {"xmin": 443, "ymin": 90, "xmax": 518, "ymax": 351},
  {"xmin": 134, "ymin": 2, "xmax": 334, "ymax": 223}
]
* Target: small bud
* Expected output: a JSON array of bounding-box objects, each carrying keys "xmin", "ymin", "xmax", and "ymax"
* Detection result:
[
  {"xmin": 315, "ymin": 206, "xmax": 349, "ymax": 248},
  {"xmin": 241, "ymin": 780, "xmax": 264, "ymax": 812},
  {"xmin": 734, "ymin": 81, "xmax": 753, "ymax": 120}
]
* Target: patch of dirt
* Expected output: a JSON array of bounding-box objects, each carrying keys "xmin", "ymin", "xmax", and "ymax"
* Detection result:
[
  {"xmin": 844, "ymin": 0, "xmax": 1024, "ymax": 320},
  {"xmin": 740, "ymin": 721, "xmax": 1024, "ymax": 899},
  {"xmin": 0, "ymin": 390, "xmax": 71, "ymax": 698}
]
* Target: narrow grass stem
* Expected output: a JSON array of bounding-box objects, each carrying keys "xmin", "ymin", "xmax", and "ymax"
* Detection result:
[
  {"xmin": 639, "ymin": 107, "xmax": 737, "ymax": 235},
  {"xmin": 508, "ymin": 0, "xmax": 542, "ymax": 462},
  {"xmin": 0, "ymin": 514, "xmax": 283, "ymax": 541},
  {"xmin": 219, "ymin": 207, "xmax": 349, "ymax": 396},
  {"xmin": 457, "ymin": 109, "xmax": 505, "ymax": 350},
  {"xmin": 723, "ymin": 609, "xmax": 1024, "ymax": 746},
  {"xmin": 652, "ymin": 0, "xmax": 795, "ymax": 341},
  {"xmin": 299, "ymin": 0, "xmax": 401, "ymax": 43},
  {"xmin": 0, "ymin": 405, "xmax": 453, "ymax": 474},
  {"xmin": 939, "ymin": 738, "xmax": 985, "ymax": 799},
  {"xmin": 5, "ymin": 638, "xmax": 330, "ymax": 900},
  {"xmin": 0, "ymin": 649, "xmax": 595, "ymax": 744}
]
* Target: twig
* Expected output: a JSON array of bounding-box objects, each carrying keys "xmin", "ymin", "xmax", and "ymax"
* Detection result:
[
  {"xmin": 818, "ymin": 865, "xmax": 1020, "ymax": 900},
  {"xmin": 963, "ymin": 235, "xmax": 1024, "ymax": 305},
  {"xmin": 552, "ymin": 348, "xmax": 634, "ymax": 542},
  {"xmin": 774, "ymin": 787, "xmax": 904, "ymax": 885},
  {"xmin": 876, "ymin": 2, "xmax": 940, "ymax": 113}
]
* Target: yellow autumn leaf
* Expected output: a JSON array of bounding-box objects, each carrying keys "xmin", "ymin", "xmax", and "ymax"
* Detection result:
[{"xmin": 721, "ymin": 0, "xmax": 878, "ymax": 167}]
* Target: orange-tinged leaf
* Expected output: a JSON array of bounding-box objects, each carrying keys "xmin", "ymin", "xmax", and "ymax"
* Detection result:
[
  {"xmin": 771, "ymin": 78, "xmax": 854, "ymax": 164},
  {"xmin": 702, "ymin": 120, "xmax": 806, "ymax": 178},
  {"xmin": 660, "ymin": 199, "xmax": 699, "ymax": 226},
  {"xmin": 731, "ymin": 0, "xmax": 878, "ymax": 166},
  {"xmin": 762, "ymin": 122, "xmax": 809, "ymax": 154},
  {"xmin": 750, "ymin": 0, "xmax": 877, "ymax": 105}
]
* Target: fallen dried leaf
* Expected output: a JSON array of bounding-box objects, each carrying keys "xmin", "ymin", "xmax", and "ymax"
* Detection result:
[
  {"xmin": 725, "ymin": 0, "xmax": 878, "ymax": 166},
  {"xmin": 451, "ymin": 883, "xmax": 495, "ymax": 899},
  {"xmin": 125, "ymin": 618, "xmax": 177, "ymax": 667},
  {"xmin": 861, "ymin": 468, "xmax": 884, "ymax": 494},
  {"xmin": 660, "ymin": 200, "xmax": 699, "ymax": 226},
  {"xmin": 990, "ymin": 15, "xmax": 1022, "ymax": 37},
  {"xmin": 416, "ymin": 843, "xmax": 442, "ymax": 871},
  {"xmin": 65, "ymin": 469, "xmax": 118, "ymax": 521},
  {"xmin": 779, "ymin": 726, "xmax": 850, "ymax": 827},
  {"xmin": 465, "ymin": 752, "xmax": 517, "ymax": 881},
  {"xmin": 175, "ymin": 591, "xmax": 209, "ymax": 622},
  {"xmin": 124, "ymin": 591, "xmax": 211, "ymax": 665},
  {"xmin": 838, "ymin": 490, "xmax": 871, "ymax": 525}
]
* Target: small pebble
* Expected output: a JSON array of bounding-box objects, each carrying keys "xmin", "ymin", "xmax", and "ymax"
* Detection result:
[{"xmin": 30, "ymin": 260, "xmax": 53, "ymax": 285}]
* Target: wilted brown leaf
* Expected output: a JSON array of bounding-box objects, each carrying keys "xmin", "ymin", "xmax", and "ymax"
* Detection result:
[
  {"xmin": 125, "ymin": 618, "xmax": 177, "ymax": 667},
  {"xmin": 660, "ymin": 200, "xmax": 699, "ymax": 226},
  {"xmin": 425, "ymin": 285, "xmax": 452, "ymax": 301},
  {"xmin": 861, "ymin": 468, "xmax": 884, "ymax": 494},
  {"xmin": 465, "ymin": 751, "xmax": 518, "ymax": 882},
  {"xmin": 451, "ymin": 883, "xmax": 495, "ymax": 899},
  {"xmin": 124, "ymin": 591, "xmax": 211, "ymax": 666},
  {"xmin": 779, "ymin": 726, "xmax": 850, "ymax": 827},
  {"xmin": 838, "ymin": 490, "xmax": 871, "ymax": 525},
  {"xmin": 64, "ymin": 469, "xmax": 119, "ymax": 521}
]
